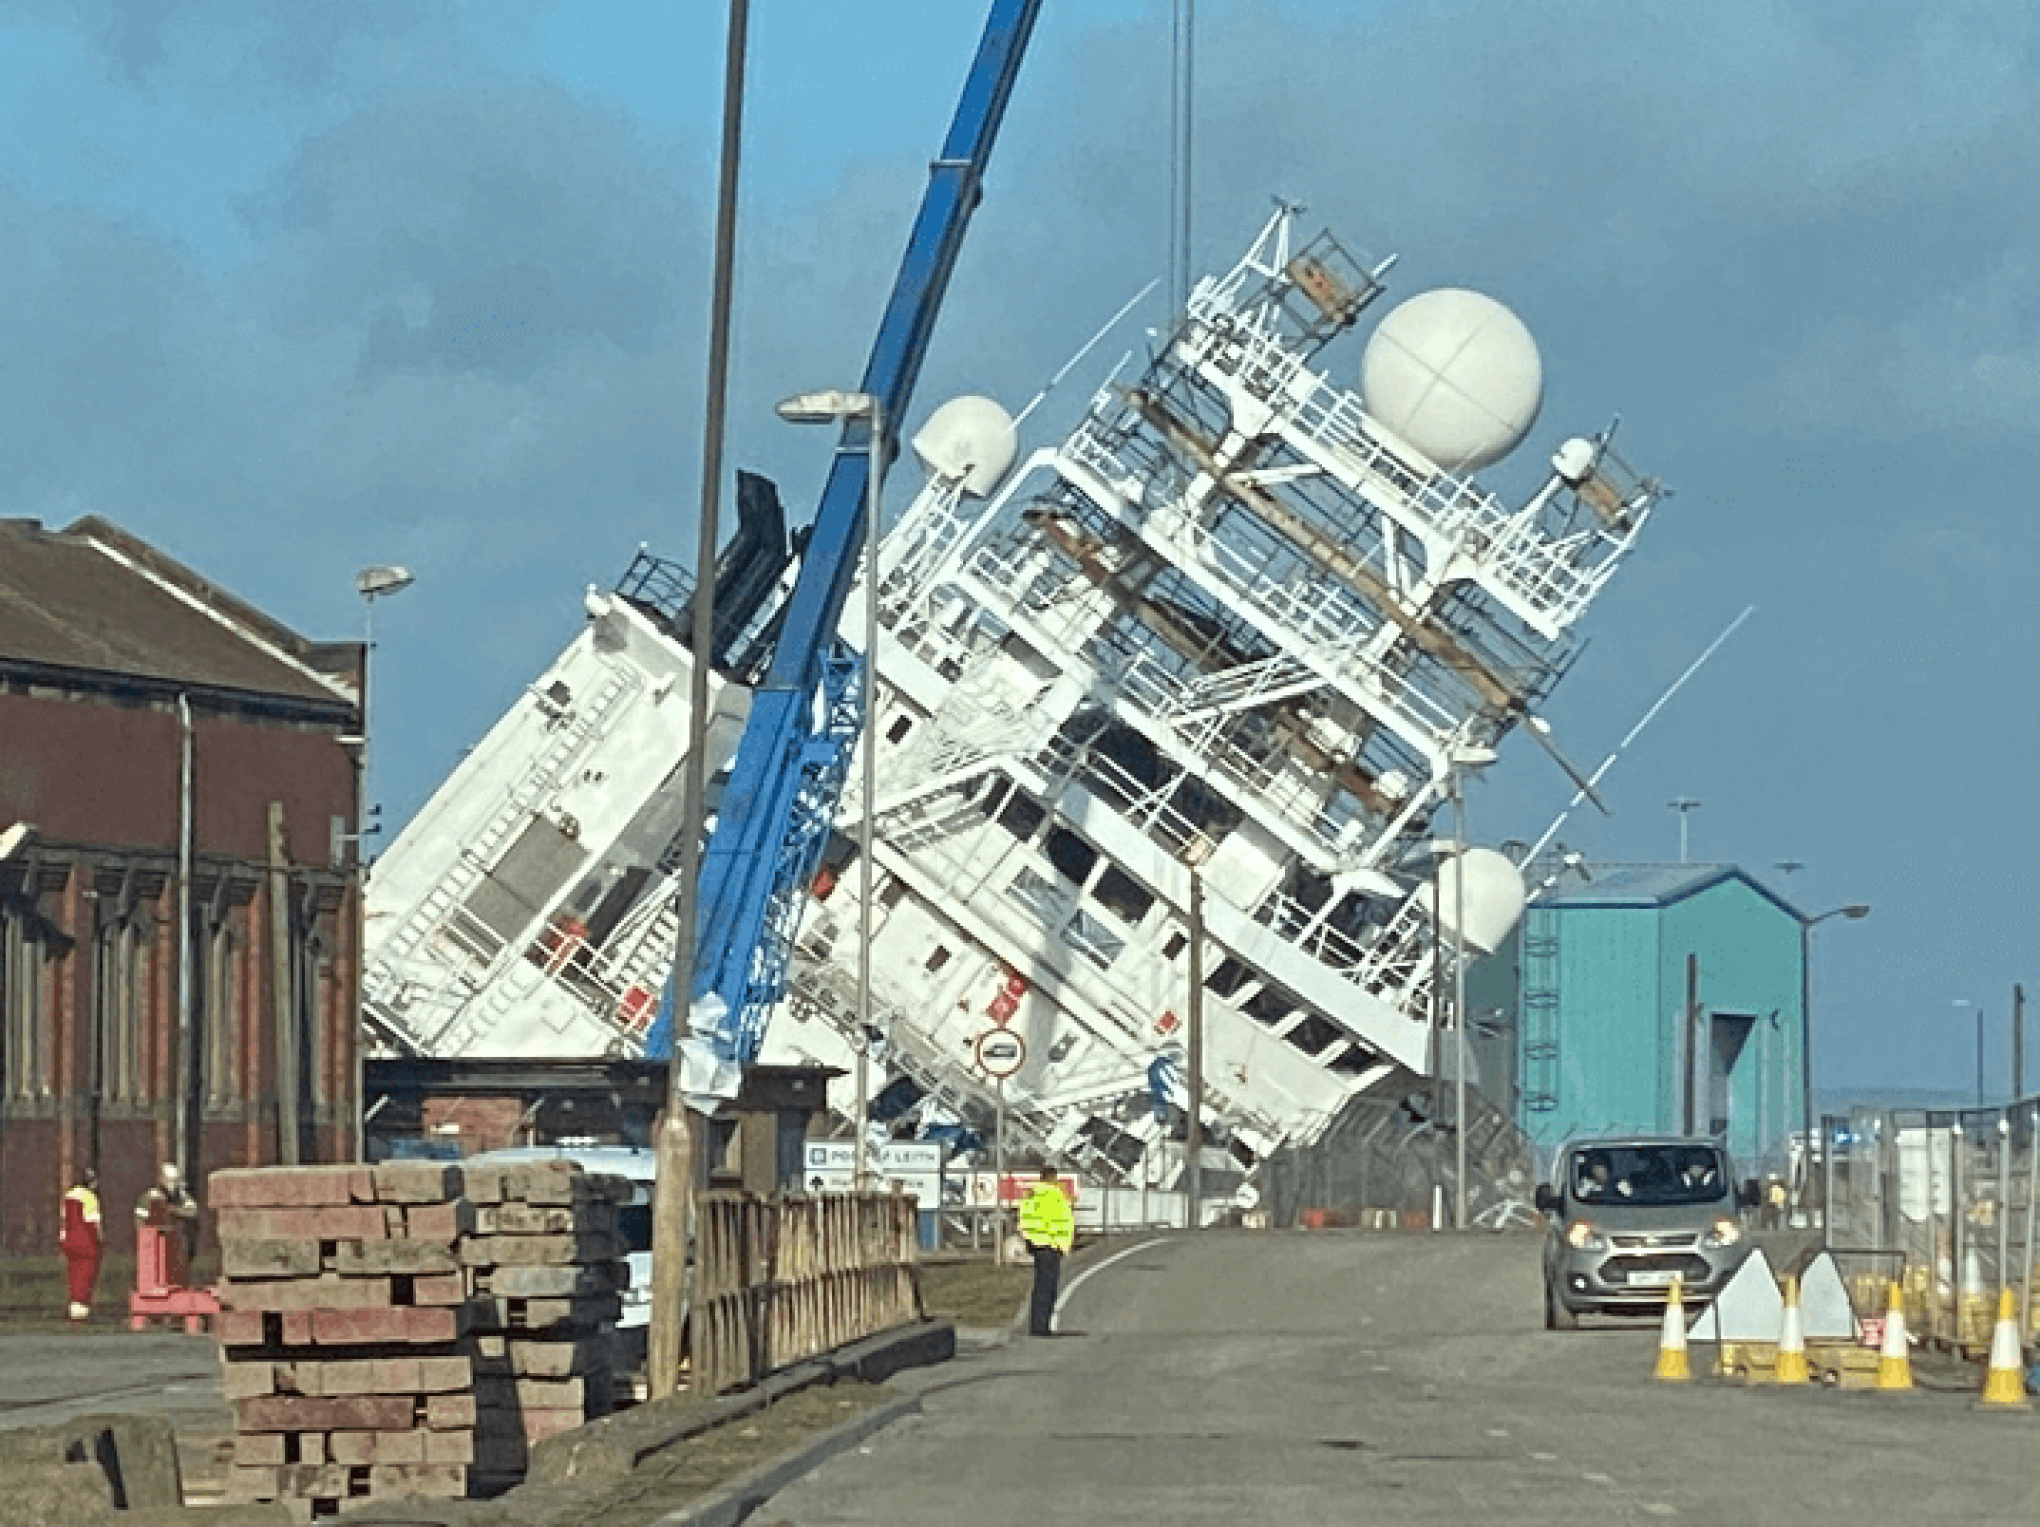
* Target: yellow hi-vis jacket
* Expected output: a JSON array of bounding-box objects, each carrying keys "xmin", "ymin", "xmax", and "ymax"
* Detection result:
[{"xmin": 1018, "ymin": 1180, "xmax": 1074, "ymax": 1252}]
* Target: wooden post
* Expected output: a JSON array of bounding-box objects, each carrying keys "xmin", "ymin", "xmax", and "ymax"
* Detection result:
[{"xmin": 267, "ymin": 803, "xmax": 299, "ymax": 1165}]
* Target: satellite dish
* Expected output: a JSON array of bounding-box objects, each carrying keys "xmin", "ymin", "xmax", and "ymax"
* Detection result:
[
  {"xmin": 913, "ymin": 396, "xmax": 1018, "ymax": 497},
  {"xmin": 1431, "ymin": 847, "xmax": 1527, "ymax": 954},
  {"xmin": 1361, "ymin": 289, "xmax": 1542, "ymax": 473}
]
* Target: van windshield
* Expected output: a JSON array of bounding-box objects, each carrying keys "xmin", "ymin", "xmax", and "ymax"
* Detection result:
[{"xmin": 1570, "ymin": 1144, "xmax": 1728, "ymax": 1207}]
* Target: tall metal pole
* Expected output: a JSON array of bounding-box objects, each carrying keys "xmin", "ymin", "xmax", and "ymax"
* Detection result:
[
  {"xmin": 1799, "ymin": 920, "xmax": 1813, "ymax": 1199},
  {"xmin": 2021, "ymin": 1104, "xmax": 2038, "ymax": 1339},
  {"xmin": 1977, "ymin": 1007, "xmax": 1986, "ymax": 1108},
  {"xmin": 1683, "ymin": 953, "xmax": 1700, "ymax": 1136},
  {"xmin": 994, "ymin": 1076, "xmax": 1008, "ymax": 1264},
  {"xmin": 650, "ymin": 0, "xmax": 747, "ymax": 1403},
  {"xmin": 2014, "ymin": 984, "xmax": 2026, "ymax": 1101},
  {"xmin": 1168, "ymin": 0, "xmax": 1195, "ymax": 321},
  {"xmin": 175, "ymin": 695, "xmax": 195, "ymax": 1184},
  {"xmin": 1186, "ymin": 867, "xmax": 1204, "ymax": 1229},
  {"xmin": 1452, "ymin": 771, "xmax": 1468, "ymax": 1232},
  {"xmin": 854, "ymin": 401, "xmax": 883, "ymax": 1192}
]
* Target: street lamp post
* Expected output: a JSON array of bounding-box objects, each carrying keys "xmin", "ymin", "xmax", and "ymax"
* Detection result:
[
  {"xmin": 351, "ymin": 565, "xmax": 414, "ymax": 1164},
  {"xmin": 353, "ymin": 564, "xmax": 416, "ymax": 867},
  {"xmin": 1954, "ymin": 999, "xmax": 1984, "ymax": 1107},
  {"xmin": 1801, "ymin": 901, "xmax": 1869, "ymax": 1225},
  {"xmin": 1441, "ymin": 740, "xmax": 1493, "ymax": 1231},
  {"xmin": 776, "ymin": 388, "xmax": 885, "ymax": 1191},
  {"xmin": 1668, "ymin": 797, "xmax": 1702, "ymax": 862}
]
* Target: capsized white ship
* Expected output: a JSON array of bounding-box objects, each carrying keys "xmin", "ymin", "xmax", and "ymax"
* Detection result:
[{"xmin": 362, "ymin": 205, "xmax": 1663, "ymax": 1192}]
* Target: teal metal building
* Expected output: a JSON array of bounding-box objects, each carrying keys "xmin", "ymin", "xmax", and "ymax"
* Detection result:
[{"xmin": 1495, "ymin": 864, "xmax": 1805, "ymax": 1168}]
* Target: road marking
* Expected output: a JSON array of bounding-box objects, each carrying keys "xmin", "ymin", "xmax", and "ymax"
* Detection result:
[{"xmin": 1055, "ymin": 1235, "xmax": 1170, "ymax": 1327}]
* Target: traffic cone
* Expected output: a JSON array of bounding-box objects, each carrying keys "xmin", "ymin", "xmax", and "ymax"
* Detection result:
[
  {"xmin": 1977, "ymin": 1287, "xmax": 2031, "ymax": 1410},
  {"xmin": 1875, "ymin": 1280, "xmax": 1913, "ymax": 1392},
  {"xmin": 1653, "ymin": 1276, "xmax": 1691, "ymax": 1383},
  {"xmin": 1775, "ymin": 1274, "xmax": 1810, "ymax": 1385}
]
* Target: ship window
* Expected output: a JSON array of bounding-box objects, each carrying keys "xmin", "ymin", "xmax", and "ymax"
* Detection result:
[
  {"xmin": 1044, "ymin": 828, "xmax": 1097, "ymax": 887},
  {"xmin": 1205, "ymin": 957, "xmax": 1251, "ymax": 999},
  {"xmin": 1092, "ymin": 866, "xmax": 1152, "ymax": 926},
  {"xmin": 995, "ymin": 791, "xmax": 1046, "ymax": 843},
  {"xmin": 886, "ymin": 715, "xmax": 913, "ymax": 745},
  {"xmin": 1327, "ymin": 1046, "xmax": 1372, "ymax": 1077},
  {"xmin": 1243, "ymin": 987, "xmax": 1293, "ymax": 1028},
  {"xmin": 1162, "ymin": 932, "xmax": 1187, "ymax": 962},
  {"xmin": 879, "ymin": 880, "xmax": 907, "ymax": 910},
  {"xmin": 925, "ymin": 945, "xmax": 951, "ymax": 973},
  {"xmin": 1283, "ymin": 1014, "xmax": 1341, "ymax": 1057},
  {"xmin": 1063, "ymin": 910, "xmax": 1125, "ymax": 970}
]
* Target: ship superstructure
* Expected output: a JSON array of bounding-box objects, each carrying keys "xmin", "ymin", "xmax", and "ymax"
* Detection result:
[
  {"xmin": 362, "ymin": 204, "xmax": 1664, "ymax": 1195},
  {"xmin": 761, "ymin": 206, "xmax": 1663, "ymax": 1181}
]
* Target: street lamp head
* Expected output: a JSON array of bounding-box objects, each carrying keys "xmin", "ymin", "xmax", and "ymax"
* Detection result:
[
  {"xmin": 1840, "ymin": 903, "xmax": 1870, "ymax": 920},
  {"xmin": 776, "ymin": 389, "xmax": 879, "ymax": 424},
  {"xmin": 355, "ymin": 565, "xmax": 415, "ymax": 599}
]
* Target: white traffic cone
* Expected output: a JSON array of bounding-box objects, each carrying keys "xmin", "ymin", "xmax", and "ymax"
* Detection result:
[
  {"xmin": 1774, "ymin": 1274, "xmax": 1810, "ymax": 1385},
  {"xmin": 1653, "ymin": 1277, "xmax": 1690, "ymax": 1383},
  {"xmin": 1875, "ymin": 1280, "xmax": 1913, "ymax": 1392},
  {"xmin": 1978, "ymin": 1287, "xmax": 2031, "ymax": 1410}
]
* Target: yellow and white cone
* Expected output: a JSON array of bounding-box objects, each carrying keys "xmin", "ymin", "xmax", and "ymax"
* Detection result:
[
  {"xmin": 1876, "ymin": 1280, "xmax": 1913, "ymax": 1392},
  {"xmin": 1775, "ymin": 1274, "xmax": 1810, "ymax": 1385},
  {"xmin": 1978, "ymin": 1286, "xmax": 2031, "ymax": 1410},
  {"xmin": 1654, "ymin": 1276, "xmax": 1691, "ymax": 1383}
]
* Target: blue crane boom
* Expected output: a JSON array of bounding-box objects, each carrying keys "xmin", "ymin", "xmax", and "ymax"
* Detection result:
[{"xmin": 648, "ymin": 0, "xmax": 1043, "ymax": 1087}]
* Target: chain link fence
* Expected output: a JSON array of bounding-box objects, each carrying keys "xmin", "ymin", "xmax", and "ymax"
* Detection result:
[
  {"xmin": 1260, "ymin": 1074, "xmax": 1541, "ymax": 1231},
  {"xmin": 1817, "ymin": 1099, "xmax": 2040, "ymax": 1353}
]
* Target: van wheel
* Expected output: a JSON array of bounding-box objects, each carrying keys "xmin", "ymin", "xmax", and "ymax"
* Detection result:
[{"xmin": 1544, "ymin": 1276, "xmax": 1578, "ymax": 1331}]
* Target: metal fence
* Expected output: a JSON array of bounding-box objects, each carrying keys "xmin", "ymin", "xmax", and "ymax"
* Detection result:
[
  {"xmin": 1260, "ymin": 1080, "xmax": 1540, "ymax": 1231},
  {"xmin": 689, "ymin": 1190, "xmax": 926, "ymax": 1396},
  {"xmin": 1817, "ymin": 1099, "xmax": 2040, "ymax": 1353}
]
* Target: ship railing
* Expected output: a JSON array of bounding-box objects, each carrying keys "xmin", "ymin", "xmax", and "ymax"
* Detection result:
[
  {"xmin": 1208, "ymin": 322, "xmax": 1610, "ymax": 635},
  {"xmin": 1055, "ymin": 429, "xmax": 1468, "ymax": 750}
]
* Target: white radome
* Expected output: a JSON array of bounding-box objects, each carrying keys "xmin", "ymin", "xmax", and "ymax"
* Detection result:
[
  {"xmin": 1361, "ymin": 289, "xmax": 1543, "ymax": 473},
  {"xmin": 913, "ymin": 395, "xmax": 1018, "ymax": 498},
  {"xmin": 1431, "ymin": 846, "xmax": 1528, "ymax": 956}
]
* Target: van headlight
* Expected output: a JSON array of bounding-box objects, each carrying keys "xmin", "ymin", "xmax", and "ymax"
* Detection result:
[
  {"xmin": 1566, "ymin": 1221, "xmax": 1607, "ymax": 1252},
  {"xmin": 1702, "ymin": 1217, "xmax": 1742, "ymax": 1249}
]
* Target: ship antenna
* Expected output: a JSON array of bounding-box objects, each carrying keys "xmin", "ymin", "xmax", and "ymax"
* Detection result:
[
  {"xmin": 1520, "ymin": 604, "xmax": 1756, "ymax": 863},
  {"xmin": 1014, "ymin": 278, "xmax": 1160, "ymax": 427}
]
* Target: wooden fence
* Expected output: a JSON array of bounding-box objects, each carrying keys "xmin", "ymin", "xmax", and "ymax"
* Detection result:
[{"xmin": 689, "ymin": 1190, "xmax": 925, "ymax": 1396}]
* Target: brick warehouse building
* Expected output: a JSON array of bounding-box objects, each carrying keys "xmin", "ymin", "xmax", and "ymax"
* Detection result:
[{"xmin": 0, "ymin": 516, "xmax": 364, "ymax": 1257}]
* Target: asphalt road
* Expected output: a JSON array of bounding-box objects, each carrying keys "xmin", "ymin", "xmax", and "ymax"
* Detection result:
[{"xmin": 758, "ymin": 1230, "xmax": 2040, "ymax": 1525}]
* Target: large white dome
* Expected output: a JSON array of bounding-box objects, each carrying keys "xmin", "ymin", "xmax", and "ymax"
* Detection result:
[
  {"xmin": 1360, "ymin": 289, "xmax": 1543, "ymax": 473},
  {"xmin": 913, "ymin": 395, "xmax": 1018, "ymax": 498},
  {"xmin": 1430, "ymin": 846, "xmax": 1527, "ymax": 956}
]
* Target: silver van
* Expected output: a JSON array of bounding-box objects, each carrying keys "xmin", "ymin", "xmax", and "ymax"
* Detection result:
[{"xmin": 1534, "ymin": 1135, "xmax": 1760, "ymax": 1329}]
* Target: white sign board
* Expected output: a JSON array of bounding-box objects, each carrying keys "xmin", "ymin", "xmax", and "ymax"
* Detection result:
[{"xmin": 801, "ymin": 1141, "xmax": 944, "ymax": 1209}]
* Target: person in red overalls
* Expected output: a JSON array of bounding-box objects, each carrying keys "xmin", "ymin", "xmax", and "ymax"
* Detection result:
[{"xmin": 59, "ymin": 1169, "xmax": 103, "ymax": 1325}]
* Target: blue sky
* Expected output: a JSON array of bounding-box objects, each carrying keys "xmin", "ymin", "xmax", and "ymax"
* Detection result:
[{"xmin": 2, "ymin": 1, "xmax": 2034, "ymax": 1100}]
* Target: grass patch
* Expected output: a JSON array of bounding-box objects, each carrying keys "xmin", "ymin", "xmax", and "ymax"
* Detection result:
[
  {"xmin": 540, "ymin": 1381, "xmax": 893, "ymax": 1527},
  {"xmin": 919, "ymin": 1257, "xmax": 1032, "ymax": 1327}
]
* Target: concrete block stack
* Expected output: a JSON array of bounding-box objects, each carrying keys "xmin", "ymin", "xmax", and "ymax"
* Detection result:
[
  {"xmin": 459, "ymin": 1159, "xmax": 628, "ymax": 1494},
  {"xmin": 212, "ymin": 1161, "xmax": 477, "ymax": 1516}
]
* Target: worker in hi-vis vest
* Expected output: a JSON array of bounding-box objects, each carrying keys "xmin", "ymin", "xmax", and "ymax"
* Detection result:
[{"xmin": 1017, "ymin": 1166, "xmax": 1074, "ymax": 1336}]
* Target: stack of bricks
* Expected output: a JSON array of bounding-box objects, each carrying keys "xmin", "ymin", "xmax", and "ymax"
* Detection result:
[
  {"xmin": 460, "ymin": 1159, "xmax": 627, "ymax": 1495},
  {"xmin": 212, "ymin": 1162, "xmax": 477, "ymax": 1516}
]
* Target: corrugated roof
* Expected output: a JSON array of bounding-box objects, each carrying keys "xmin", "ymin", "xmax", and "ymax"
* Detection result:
[
  {"xmin": 1538, "ymin": 862, "xmax": 1805, "ymax": 921},
  {"xmin": 0, "ymin": 516, "xmax": 356, "ymax": 712}
]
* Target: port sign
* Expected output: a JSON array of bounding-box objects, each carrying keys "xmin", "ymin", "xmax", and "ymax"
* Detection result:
[{"xmin": 974, "ymin": 1028, "xmax": 1027, "ymax": 1078}]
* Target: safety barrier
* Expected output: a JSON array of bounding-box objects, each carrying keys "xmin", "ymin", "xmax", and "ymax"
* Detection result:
[
  {"xmin": 690, "ymin": 1190, "xmax": 925, "ymax": 1397},
  {"xmin": 1818, "ymin": 1100, "xmax": 2040, "ymax": 1354}
]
